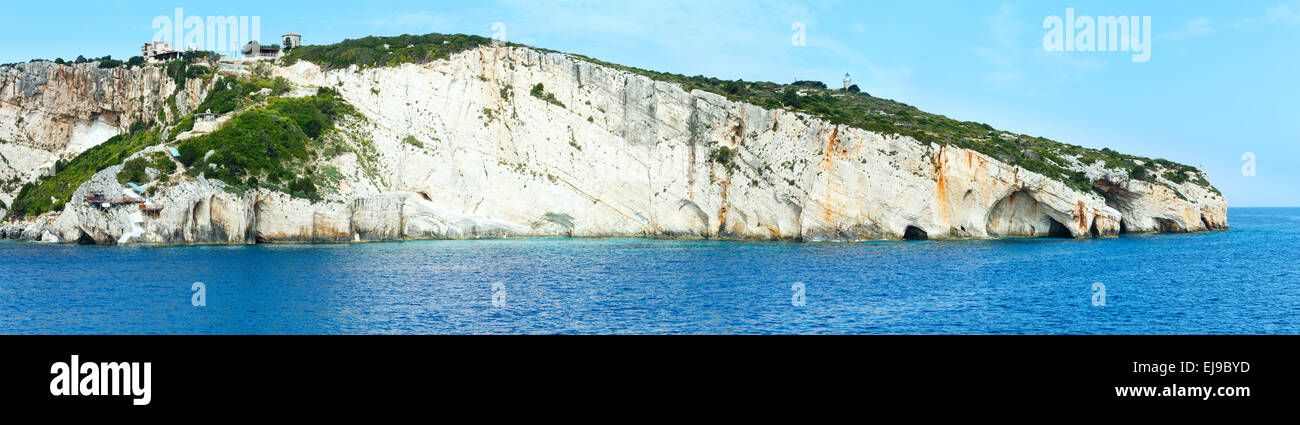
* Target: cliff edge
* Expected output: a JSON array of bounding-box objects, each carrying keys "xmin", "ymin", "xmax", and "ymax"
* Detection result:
[{"xmin": 0, "ymin": 40, "xmax": 1227, "ymax": 244}]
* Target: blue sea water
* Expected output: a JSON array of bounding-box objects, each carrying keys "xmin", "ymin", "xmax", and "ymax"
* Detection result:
[{"xmin": 1, "ymin": 207, "xmax": 1297, "ymax": 334}]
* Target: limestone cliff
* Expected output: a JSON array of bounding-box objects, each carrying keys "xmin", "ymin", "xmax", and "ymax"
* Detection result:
[
  {"xmin": 0, "ymin": 61, "xmax": 209, "ymax": 206},
  {"xmin": 0, "ymin": 45, "xmax": 1227, "ymax": 244}
]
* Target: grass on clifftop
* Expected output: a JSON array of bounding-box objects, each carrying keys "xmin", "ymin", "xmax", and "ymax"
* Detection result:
[{"xmin": 282, "ymin": 33, "xmax": 492, "ymax": 70}]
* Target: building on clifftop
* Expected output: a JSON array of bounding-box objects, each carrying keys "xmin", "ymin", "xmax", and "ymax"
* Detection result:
[
  {"xmin": 241, "ymin": 41, "xmax": 281, "ymax": 60},
  {"xmin": 282, "ymin": 33, "xmax": 302, "ymax": 51}
]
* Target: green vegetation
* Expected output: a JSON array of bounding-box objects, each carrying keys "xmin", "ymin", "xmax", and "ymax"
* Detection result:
[
  {"xmin": 116, "ymin": 157, "xmax": 150, "ymax": 184},
  {"xmin": 791, "ymin": 80, "xmax": 828, "ymax": 89},
  {"xmin": 168, "ymin": 114, "xmax": 195, "ymax": 139},
  {"xmin": 7, "ymin": 125, "xmax": 159, "ymax": 218},
  {"xmin": 568, "ymin": 131, "xmax": 582, "ymax": 151},
  {"xmin": 150, "ymin": 151, "xmax": 177, "ymax": 174},
  {"xmin": 176, "ymin": 88, "xmax": 355, "ymax": 201},
  {"xmin": 283, "ymin": 33, "xmax": 492, "ymax": 70},
  {"xmin": 5, "ymin": 55, "xmax": 146, "ymax": 69},
  {"xmin": 164, "ymin": 74, "xmax": 291, "ymax": 141},
  {"xmin": 93, "ymin": 55, "xmax": 123, "ymax": 69},
  {"xmin": 195, "ymin": 75, "xmax": 292, "ymax": 116},
  {"xmin": 4, "ymin": 53, "xmax": 328, "ymax": 218},
  {"xmin": 116, "ymin": 151, "xmax": 177, "ymax": 184},
  {"xmin": 530, "ymin": 83, "xmax": 564, "ymax": 108},
  {"xmin": 402, "ymin": 135, "xmax": 423, "ymax": 148},
  {"xmin": 163, "ymin": 58, "xmax": 212, "ymax": 87},
  {"xmin": 708, "ymin": 145, "xmax": 739, "ymax": 174}
]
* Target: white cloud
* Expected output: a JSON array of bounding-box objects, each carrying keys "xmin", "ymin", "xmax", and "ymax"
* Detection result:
[
  {"xmin": 1160, "ymin": 17, "xmax": 1217, "ymax": 40},
  {"xmin": 1267, "ymin": 1, "xmax": 1300, "ymax": 24},
  {"xmin": 1221, "ymin": 1, "xmax": 1300, "ymax": 29}
]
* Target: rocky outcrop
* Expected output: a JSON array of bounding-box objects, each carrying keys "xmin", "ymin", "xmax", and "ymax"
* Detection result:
[
  {"xmin": 2, "ymin": 46, "xmax": 1227, "ymax": 244},
  {"xmin": 0, "ymin": 61, "xmax": 210, "ymax": 207}
]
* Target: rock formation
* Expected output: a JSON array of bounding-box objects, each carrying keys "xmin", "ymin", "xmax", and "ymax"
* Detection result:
[
  {"xmin": 0, "ymin": 61, "xmax": 209, "ymax": 206},
  {"xmin": 0, "ymin": 46, "xmax": 1227, "ymax": 244}
]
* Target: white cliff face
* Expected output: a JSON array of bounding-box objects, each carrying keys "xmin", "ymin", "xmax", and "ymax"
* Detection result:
[
  {"xmin": 0, "ymin": 61, "xmax": 210, "ymax": 207},
  {"xmin": 2, "ymin": 46, "xmax": 1228, "ymax": 244}
]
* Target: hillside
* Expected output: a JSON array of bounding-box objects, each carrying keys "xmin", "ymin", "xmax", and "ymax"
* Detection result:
[
  {"xmin": 286, "ymin": 33, "xmax": 1217, "ymax": 197},
  {"xmin": 0, "ymin": 33, "xmax": 1226, "ymax": 244}
]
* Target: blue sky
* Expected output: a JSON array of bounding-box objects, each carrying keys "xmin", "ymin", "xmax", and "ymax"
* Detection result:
[{"xmin": 2, "ymin": 0, "xmax": 1297, "ymax": 206}]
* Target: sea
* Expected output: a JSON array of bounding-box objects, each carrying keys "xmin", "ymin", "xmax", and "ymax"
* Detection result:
[{"xmin": 1, "ymin": 207, "xmax": 1296, "ymax": 334}]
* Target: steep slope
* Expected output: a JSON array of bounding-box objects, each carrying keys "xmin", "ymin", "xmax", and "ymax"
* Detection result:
[
  {"xmin": 0, "ymin": 60, "xmax": 211, "ymax": 210},
  {"xmin": 0, "ymin": 38, "xmax": 1226, "ymax": 244}
]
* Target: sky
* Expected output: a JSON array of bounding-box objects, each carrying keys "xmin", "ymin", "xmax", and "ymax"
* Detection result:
[{"xmin": 2, "ymin": 0, "xmax": 1296, "ymax": 206}]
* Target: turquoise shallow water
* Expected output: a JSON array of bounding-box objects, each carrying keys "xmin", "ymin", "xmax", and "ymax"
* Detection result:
[{"xmin": 0, "ymin": 207, "xmax": 1296, "ymax": 334}]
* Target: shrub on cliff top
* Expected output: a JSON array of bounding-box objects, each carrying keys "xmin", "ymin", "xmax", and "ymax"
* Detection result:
[
  {"xmin": 283, "ymin": 33, "xmax": 492, "ymax": 70},
  {"xmin": 116, "ymin": 157, "xmax": 150, "ymax": 184},
  {"xmin": 195, "ymin": 75, "xmax": 293, "ymax": 116}
]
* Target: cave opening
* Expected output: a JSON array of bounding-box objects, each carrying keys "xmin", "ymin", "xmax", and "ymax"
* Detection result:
[
  {"xmin": 1095, "ymin": 182, "xmax": 1139, "ymax": 235},
  {"xmin": 1155, "ymin": 217, "xmax": 1181, "ymax": 233},
  {"xmin": 985, "ymin": 189, "xmax": 1074, "ymax": 238},
  {"xmin": 1201, "ymin": 215, "xmax": 1212, "ymax": 231},
  {"xmin": 1047, "ymin": 218, "xmax": 1073, "ymax": 238},
  {"xmin": 76, "ymin": 231, "xmax": 96, "ymax": 245},
  {"xmin": 1089, "ymin": 219, "xmax": 1101, "ymax": 238},
  {"xmin": 903, "ymin": 226, "xmax": 928, "ymax": 241},
  {"xmin": 252, "ymin": 200, "xmax": 266, "ymax": 244}
]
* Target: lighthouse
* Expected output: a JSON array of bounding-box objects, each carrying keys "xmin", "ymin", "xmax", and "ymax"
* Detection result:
[{"xmin": 843, "ymin": 73, "xmax": 852, "ymax": 90}]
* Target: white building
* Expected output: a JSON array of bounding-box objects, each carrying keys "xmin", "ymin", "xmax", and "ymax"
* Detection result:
[
  {"xmin": 193, "ymin": 109, "xmax": 222, "ymax": 133},
  {"xmin": 141, "ymin": 41, "xmax": 170, "ymax": 57},
  {"xmin": 282, "ymin": 33, "xmax": 302, "ymax": 50},
  {"xmin": 141, "ymin": 41, "xmax": 183, "ymax": 62}
]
